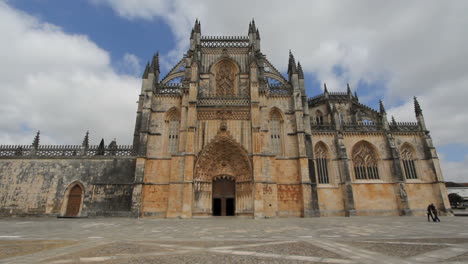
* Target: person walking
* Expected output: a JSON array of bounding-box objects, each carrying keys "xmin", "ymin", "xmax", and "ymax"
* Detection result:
[
  {"xmin": 430, "ymin": 203, "xmax": 441, "ymax": 222},
  {"xmin": 427, "ymin": 203, "xmax": 434, "ymax": 222}
]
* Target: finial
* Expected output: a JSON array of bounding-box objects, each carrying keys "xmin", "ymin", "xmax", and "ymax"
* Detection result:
[
  {"xmin": 347, "ymin": 83, "xmax": 351, "ymax": 94},
  {"xmin": 193, "ymin": 19, "xmax": 201, "ymax": 33},
  {"xmin": 82, "ymin": 131, "xmax": 89, "ymax": 148},
  {"xmin": 142, "ymin": 62, "xmax": 150, "ymax": 78},
  {"xmin": 324, "ymin": 83, "xmax": 328, "ymax": 93},
  {"xmin": 96, "ymin": 138, "xmax": 105, "ymax": 156},
  {"xmin": 256, "ymin": 28, "xmax": 260, "ymax": 40},
  {"xmin": 414, "ymin": 96, "xmax": 423, "ymax": 116},
  {"xmin": 354, "ymin": 91, "xmax": 358, "ymax": 100},
  {"xmin": 297, "ymin": 61, "xmax": 304, "ymax": 79},
  {"xmin": 32, "ymin": 130, "xmax": 40, "ymax": 148},
  {"xmin": 379, "ymin": 100, "xmax": 386, "ymax": 114},
  {"xmin": 151, "ymin": 52, "xmax": 159, "ymax": 74},
  {"xmin": 391, "ymin": 115, "xmax": 396, "ymax": 125},
  {"xmin": 288, "ymin": 50, "xmax": 297, "ymax": 75}
]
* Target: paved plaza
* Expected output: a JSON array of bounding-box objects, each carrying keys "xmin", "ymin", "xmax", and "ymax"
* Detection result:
[{"xmin": 0, "ymin": 216, "xmax": 467, "ymax": 263}]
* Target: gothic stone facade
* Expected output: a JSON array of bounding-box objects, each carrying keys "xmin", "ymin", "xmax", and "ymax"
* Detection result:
[{"xmin": 0, "ymin": 20, "xmax": 451, "ymax": 218}]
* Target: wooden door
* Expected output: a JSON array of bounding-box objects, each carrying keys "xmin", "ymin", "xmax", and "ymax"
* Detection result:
[{"xmin": 65, "ymin": 185, "xmax": 82, "ymax": 217}]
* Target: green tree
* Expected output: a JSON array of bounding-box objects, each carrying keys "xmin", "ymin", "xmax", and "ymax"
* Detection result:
[{"xmin": 448, "ymin": 193, "xmax": 464, "ymax": 207}]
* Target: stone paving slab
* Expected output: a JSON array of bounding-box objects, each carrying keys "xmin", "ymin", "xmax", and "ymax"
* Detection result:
[
  {"xmin": 345, "ymin": 241, "xmax": 447, "ymax": 258},
  {"xmin": 0, "ymin": 216, "xmax": 468, "ymax": 263},
  {"xmin": 0, "ymin": 240, "xmax": 76, "ymax": 260}
]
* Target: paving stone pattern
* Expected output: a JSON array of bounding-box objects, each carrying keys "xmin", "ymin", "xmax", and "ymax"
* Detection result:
[{"xmin": 0, "ymin": 216, "xmax": 467, "ymax": 263}]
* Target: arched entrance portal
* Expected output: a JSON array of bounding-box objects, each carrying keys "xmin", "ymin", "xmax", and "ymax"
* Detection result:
[
  {"xmin": 194, "ymin": 132, "xmax": 253, "ymax": 217},
  {"xmin": 65, "ymin": 185, "xmax": 83, "ymax": 217},
  {"xmin": 212, "ymin": 176, "xmax": 235, "ymax": 216}
]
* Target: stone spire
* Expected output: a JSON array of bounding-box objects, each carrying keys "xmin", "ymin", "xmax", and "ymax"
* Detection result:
[
  {"xmin": 256, "ymin": 28, "xmax": 260, "ymax": 40},
  {"xmin": 96, "ymin": 138, "xmax": 105, "ymax": 156},
  {"xmin": 414, "ymin": 96, "xmax": 423, "ymax": 116},
  {"xmin": 414, "ymin": 96, "xmax": 426, "ymax": 131},
  {"xmin": 288, "ymin": 50, "xmax": 297, "ymax": 75},
  {"xmin": 82, "ymin": 131, "xmax": 89, "ymax": 148},
  {"xmin": 297, "ymin": 61, "xmax": 304, "ymax": 79},
  {"xmin": 32, "ymin": 130, "xmax": 40, "ymax": 148},
  {"xmin": 194, "ymin": 18, "xmax": 201, "ymax": 34},
  {"xmin": 248, "ymin": 19, "xmax": 256, "ymax": 34},
  {"xmin": 347, "ymin": 83, "xmax": 351, "ymax": 95},
  {"xmin": 150, "ymin": 52, "xmax": 159, "ymax": 75},
  {"xmin": 354, "ymin": 91, "xmax": 359, "ymax": 101},
  {"xmin": 391, "ymin": 115, "xmax": 397, "ymax": 125},
  {"xmin": 323, "ymin": 83, "xmax": 329, "ymax": 94},
  {"xmin": 379, "ymin": 100, "xmax": 386, "ymax": 114},
  {"xmin": 142, "ymin": 62, "xmax": 150, "ymax": 79}
]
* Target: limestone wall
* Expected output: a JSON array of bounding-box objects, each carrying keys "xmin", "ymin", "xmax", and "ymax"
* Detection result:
[{"xmin": 0, "ymin": 158, "xmax": 136, "ymax": 217}]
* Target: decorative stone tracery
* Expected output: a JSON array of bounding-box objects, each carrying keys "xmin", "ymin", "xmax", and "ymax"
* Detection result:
[
  {"xmin": 352, "ymin": 141, "xmax": 380, "ymax": 180},
  {"xmin": 193, "ymin": 130, "xmax": 253, "ymax": 216}
]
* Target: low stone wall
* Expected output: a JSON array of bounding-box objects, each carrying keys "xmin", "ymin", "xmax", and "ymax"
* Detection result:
[{"xmin": 0, "ymin": 157, "xmax": 136, "ymax": 217}]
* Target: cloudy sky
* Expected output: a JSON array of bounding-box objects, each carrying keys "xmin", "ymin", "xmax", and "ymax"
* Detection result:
[{"xmin": 1, "ymin": 0, "xmax": 467, "ymax": 182}]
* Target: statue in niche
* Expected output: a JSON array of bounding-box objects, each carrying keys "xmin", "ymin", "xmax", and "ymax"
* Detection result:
[{"xmin": 216, "ymin": 60, "xmax": 235, "ymax": 96}]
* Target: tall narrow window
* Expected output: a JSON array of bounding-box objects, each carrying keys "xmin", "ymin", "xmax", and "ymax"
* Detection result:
[
  {"xmin": 315, "ymin": 110, "xmax": 324, "ymax": 125},
  {"xmin": 166, "ymin": 109, "xmax": 180, "ymax": 155},
  {"xmin": 270, "ymin": 109, "xmax": 283, "ymax": 155},
  {"xmin": 401, "ymin": 145, "xmax": 418, "ymax": 179},
  {"xmin": 315, "ymin": 142, "xmax": 329, "ymax": 184},
  {"xmin": 352, "ymin": 141, "xmax": 380, "ymax": 180}
]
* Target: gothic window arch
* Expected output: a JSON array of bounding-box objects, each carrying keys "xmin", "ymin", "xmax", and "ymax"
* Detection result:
[
  {"xmin": 315, "ymin": 142, "xmax": 330, "ymax": 184},
  {"xmin": 166, "ymin": 108, "xmax": 180, "ymax": 155},
  {"xmin": 352, "ymin": 141, "xmax": 380, "ymax": 180},
  {"xmin": 315, "ymin": 110, "xmax": 324, "ymax": 125},
  {"xmin": 400, "ymin": 144, "xmax": 418, "ymax": 179},
  {"xmin": 269, "ymin": 108, "xmax": 283, "ymax": 155}
]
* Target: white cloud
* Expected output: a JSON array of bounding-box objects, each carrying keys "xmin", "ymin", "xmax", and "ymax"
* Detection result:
[
  {"xmin": 91, "ymin": 0, "xmax": 468, "ymax": 182},
  {"xmin": 439, "ymin": 154, "xmax": 468, "ymax": 183},
  {"xmin": 117, "ymin": 53, "xmax": 142, "ymax": 76},
  {"xmin": 0, "ymin": 2, "xmax": 140, "ymax": 145}
]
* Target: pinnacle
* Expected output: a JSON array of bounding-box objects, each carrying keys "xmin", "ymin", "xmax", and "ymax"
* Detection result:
[
  {"xmin": 297, "ymin": 61, "xmax": 304, "ymax": 79},
  {"xmin": 324, "ymin": 83, "xmax": 328, "ymax": 93},
  {"xmin": 32, "ymin": 130, "xmax": 40, "ymax": 148},
  {"xmin": 379, "ymin": 100, "xmax": 386, "ymax": 114},
  {"xmin": 288, "ymin": 50, "xmax": 297, "ymax": 75},
  {"xmin": 414, "ymin": 96, "xmax": 423, "ymax": 116}
]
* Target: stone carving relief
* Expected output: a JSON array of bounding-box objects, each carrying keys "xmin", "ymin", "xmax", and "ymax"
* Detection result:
[
  {"xmin": 193, "ymin": 130, "xmax": 253, "ymax": 214},
  {"xmin": 216, "ymin": 60, "xmax": 235, "ymax": 96}
]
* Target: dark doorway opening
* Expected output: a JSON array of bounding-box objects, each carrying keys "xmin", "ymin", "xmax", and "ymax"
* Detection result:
[
  {"xmin": 213, "ymin": 198, "xmax": 222, "ymax": 216},
  {"xmin": 226, "ymin": 198, "xmax": 235, "ymax": 216},
  {"xmin": 65, "ymin": 185, "xmax": 82, "ymax": 217},
  {"xmin": 212, "ymin": 177, "xmax": 235, "ymax": 216}
]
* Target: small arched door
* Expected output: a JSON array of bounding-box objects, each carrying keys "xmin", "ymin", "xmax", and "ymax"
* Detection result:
[{"xmin": 65, "ymin": 185, "xmax": 83, "ymax": 217}]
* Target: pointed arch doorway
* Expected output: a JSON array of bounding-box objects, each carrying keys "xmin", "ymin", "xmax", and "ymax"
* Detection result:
[{"xmin": 193, "ymin": 132, "xmax": 253, "ymax": 217}]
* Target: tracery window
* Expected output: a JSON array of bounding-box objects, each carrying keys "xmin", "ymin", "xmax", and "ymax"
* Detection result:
[
  {"xmin": 270, "ymin": 109, "xmax": 283, "ymax": 155},
  {"xmin": 315, "ymin": 142, "xmax": 329, "ymax": 184},
  {"xmin": 352, "ymin": 141, "xmax": 380, "ymax": 180},
  {"xmin": 401, "ymin": 145, "xmax": 418, "ymax": 179},
  {"xmin": 315, "ymin": 110, "xmax": 324, "ymax": 125},
  {"xmin": 166, "ymin": 109, "xmax": 180, "ymax": 155}
]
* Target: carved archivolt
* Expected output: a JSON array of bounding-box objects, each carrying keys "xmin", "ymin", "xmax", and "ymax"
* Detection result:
[{"xmin": 194, "ymin": 131, "xmax": 252, "ymax": 182}]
